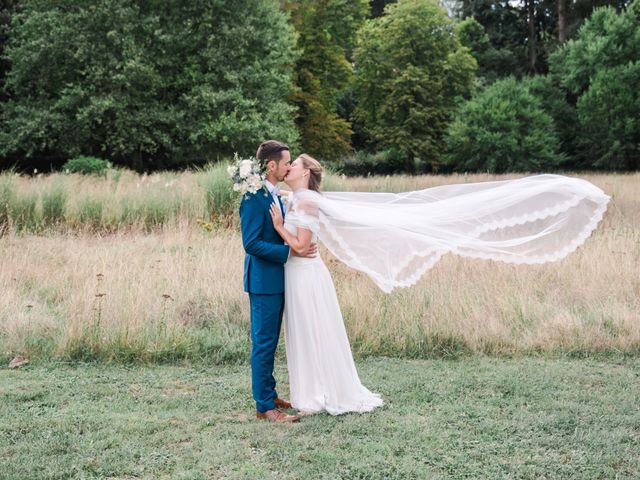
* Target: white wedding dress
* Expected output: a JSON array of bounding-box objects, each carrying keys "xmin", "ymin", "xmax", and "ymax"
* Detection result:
[
  {"xmin": 283, "ymin": 190, "xmax": 384, "ymax": 415},
  {"xmin": 281, "ymin": 175, "xmax": 609, "ymax": 414}
]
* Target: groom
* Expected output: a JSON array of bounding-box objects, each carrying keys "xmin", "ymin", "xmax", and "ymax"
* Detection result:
[{"xmin": 240, "ymin": 140, "xmax": 314, "ymax": 423}]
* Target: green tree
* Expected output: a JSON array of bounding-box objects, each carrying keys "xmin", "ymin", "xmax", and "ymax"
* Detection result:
[
  {"xmin": 370, "ymin": 0, "xmax": 397, "ymax": 17},
  {"xmin": 458, "ymin": 0, "xmax": 633, "ymax": 81},
  {"xmin": 457, "ymin": 17, "xmax": 491, "ymax": 58},
  {"xmin": 461, "ymin": 0, "xmax": 526, "ymax": 78},
  {"xmin": 457, "ymin": 17, "xmax": 507, "ymax": 84},
  {"xmin": 549, "ymin": 2, "xmax": 639, "ymax": 169},
  {"xmin": 0, "ymin": 0, "xmax": 17, "ymax": 103},
  {"xmin": 0, "ymin": 0, "xmax": 298, "ymax": 171},
  {"xmin": 445, "ymin": 77, "xmax": 562, "ymax": 172},
  {"xmin": 285, "ymin": 0, "xmax": 368, "ymax": 160},
  {"xmin": 353, "ymin": 0, "xmax": 476, "ymax": 171},
  {"xmin": 576, "ymin": 62, "xmax": 640, "ymax": 170},
  {"xmin": 549, "ymin": 3, "xmax": 640, "ymax": 95},
  {"xmin": 522, "ymin": 74, "xmax": 578, "ymax": 165}
]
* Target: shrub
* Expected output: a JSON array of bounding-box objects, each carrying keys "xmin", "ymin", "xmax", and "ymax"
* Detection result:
[
  {"xmin": 63, "ymin": 157, "xmax": 110, "ymax": 176},
  {"xmin": 444, "ymin": 77, "xmax": 562, "ymax": 173}
]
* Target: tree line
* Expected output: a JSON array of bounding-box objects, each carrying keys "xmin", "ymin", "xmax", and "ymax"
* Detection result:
[{"xmin": 0, "ymin": 0, "xmax": 638, "ymax": 173}]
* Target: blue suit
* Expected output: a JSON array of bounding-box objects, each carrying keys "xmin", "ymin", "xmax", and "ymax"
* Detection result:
[{"xmin": 239, "ymin": 187, "xmax": 289, "ymax": 413}]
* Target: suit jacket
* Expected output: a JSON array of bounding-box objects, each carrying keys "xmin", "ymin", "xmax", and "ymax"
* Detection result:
[{"xmin": 239, "ymin": 188, "xmax": 289, "ymax": 294}]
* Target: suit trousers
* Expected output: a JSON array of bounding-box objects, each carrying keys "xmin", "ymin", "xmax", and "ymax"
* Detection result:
[{"xmin": 249, "ymin": 292, "xmax": 285, "ymax": 413}]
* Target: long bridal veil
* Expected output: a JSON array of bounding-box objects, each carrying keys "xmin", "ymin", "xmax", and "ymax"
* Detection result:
[{"xmin": 302, "ymin": 174, "xmax": 610, "ymax": 293}]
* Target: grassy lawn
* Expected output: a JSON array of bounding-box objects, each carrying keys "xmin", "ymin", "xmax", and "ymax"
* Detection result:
[{"xmin": 1, "ymin": 356, "xmax": 639, "ymax": 479}]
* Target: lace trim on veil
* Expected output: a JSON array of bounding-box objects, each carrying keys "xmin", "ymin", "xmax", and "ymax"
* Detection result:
[
  {"xmin": 302, "ymin": 176, "xmax": 610, "ymax": 293},
  {"xmin": 462, "ymin": 193, "xmax": 609, "ymax": 263},
  {"xmin": 321, "ymin": 191, "xmax": 607, "ymax": 293}
]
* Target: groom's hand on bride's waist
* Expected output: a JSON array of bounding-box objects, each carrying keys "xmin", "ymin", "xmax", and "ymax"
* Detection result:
[{"xmin": 291, "ymin": 243, "xmax": 317, "ymax": 258}]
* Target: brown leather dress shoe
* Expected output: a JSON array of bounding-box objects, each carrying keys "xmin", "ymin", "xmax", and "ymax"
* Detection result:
[
  {"xmin": 256, "ymin": 408, "xmax": 300, "ymax": 423},
  {"xmin": 274, "ymin": 397, "xmax": 292, "ymax": 409}
]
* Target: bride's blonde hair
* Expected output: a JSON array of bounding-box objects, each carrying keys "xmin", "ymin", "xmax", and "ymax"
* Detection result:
[{"xmin": 298, "ymin": 154, "xmax": 323, "ymax": 192}]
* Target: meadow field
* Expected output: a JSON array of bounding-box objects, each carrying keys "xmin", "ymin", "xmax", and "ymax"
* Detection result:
[{"xmin": 0, "ymin": 169, "xmax": 638, "ymax": 363}]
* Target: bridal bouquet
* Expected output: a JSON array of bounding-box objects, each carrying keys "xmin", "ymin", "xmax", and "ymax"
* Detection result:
[{"xmin": 227, "ymin": 153, "xmax": 265, "ymax": 196}]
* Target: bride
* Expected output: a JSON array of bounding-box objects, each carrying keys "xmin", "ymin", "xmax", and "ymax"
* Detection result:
[
  {"xmin": 269, "ymin": 154, "xmax": 384, "ymax": 415},
  {"xmin": 269, "ymin": 153, "xmax": 609, "ymax": 415}
]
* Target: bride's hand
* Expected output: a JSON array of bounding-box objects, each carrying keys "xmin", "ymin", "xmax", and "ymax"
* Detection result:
[{"xmin": 269, "ymin": 203, "xmax": 283, "ymax": 229}]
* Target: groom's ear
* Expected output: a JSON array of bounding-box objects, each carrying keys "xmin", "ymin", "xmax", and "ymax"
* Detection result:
[{"xmin": 266, "ymin": 159, "xmax": 276, "ymax": 172}]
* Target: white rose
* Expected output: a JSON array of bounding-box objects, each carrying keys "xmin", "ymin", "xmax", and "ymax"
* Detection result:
[
  {"xmin": 233, "ymin": 183, "xmax": 241, "ymax": 192},
  {"xmin": 239, "ymin": 160, "xmax": 253, "ymax": 177},
  {"xmin": 227, "ymin": 165, "xmax": 236, "ymax": 177},
  {"xmin": 247, "ymin": 174, "xmax": 261, "ymax": 188}
]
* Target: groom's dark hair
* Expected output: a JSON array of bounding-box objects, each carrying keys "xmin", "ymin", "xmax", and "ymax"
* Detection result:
[{"xmin": 256, "ymin": 140, "xmax": 289, "ymax": 168}]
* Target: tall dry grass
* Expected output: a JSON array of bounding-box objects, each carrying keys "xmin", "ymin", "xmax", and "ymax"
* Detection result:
[
  {"xmin": 0, "ymin": 172, "xmax": 638, "ymax": 362},
  {"xmin": 0, "ymin": 169, "xmax": 214, "ymax": 233}
]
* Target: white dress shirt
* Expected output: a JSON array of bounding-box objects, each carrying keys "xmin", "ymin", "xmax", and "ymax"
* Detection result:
[
  {"xmin": 265, "ymin": 180, "xmax": 283, "ymax": 214},
  {"xmin": 265, "ymin": 179, "xmax": 289, "ymax": 257}
]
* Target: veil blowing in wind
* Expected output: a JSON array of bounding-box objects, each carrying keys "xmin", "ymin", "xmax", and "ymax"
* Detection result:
[{"xmin": 303, "ymin": 174, "xmax": 610, "ymax": 293}]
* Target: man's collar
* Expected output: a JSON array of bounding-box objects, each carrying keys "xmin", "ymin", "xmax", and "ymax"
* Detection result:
[
  {"xmin": 265, "ymin": 180, "xmax": 275, "ymax": 192},
  {"xmin": 265, "ymin": 180, "xmax": 279, "ymax": 195}
]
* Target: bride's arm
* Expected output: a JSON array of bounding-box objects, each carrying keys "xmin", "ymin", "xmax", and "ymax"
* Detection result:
[{"xmin": 269, "ymin": 204, "xmax": 313, "ymax": 256}]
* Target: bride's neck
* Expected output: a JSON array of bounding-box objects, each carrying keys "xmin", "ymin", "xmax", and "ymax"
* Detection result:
[{"xmin": 288, "ymin": 179, "xmax": 309, "ymax": 192}]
